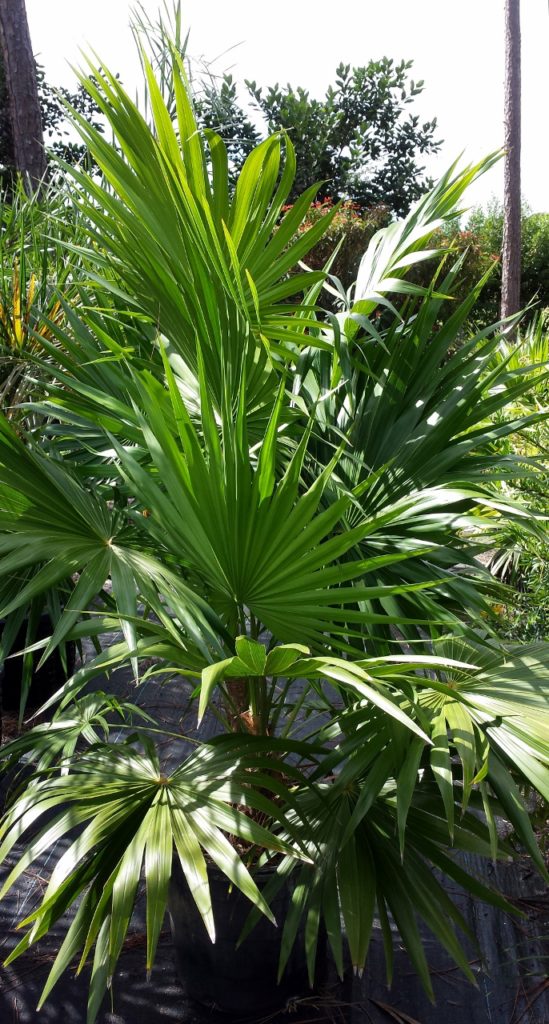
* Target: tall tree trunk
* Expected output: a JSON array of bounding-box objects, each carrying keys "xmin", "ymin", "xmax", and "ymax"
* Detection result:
[
  {"xmin": 0, "ymin": 0, "xmax": 46, "ymax": 191},
  {"xmin": 500, "ymin": 0, "xmax": 521, "ymax": 324}
]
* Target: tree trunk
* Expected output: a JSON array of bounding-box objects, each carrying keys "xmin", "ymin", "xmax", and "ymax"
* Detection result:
[
  {"xmin": 0, "ymin": 0, "xmax": 46, "ymax": 191},
  {"xmin": 500, "ymin": 0, "xmax": 521, "ymax": 325}
]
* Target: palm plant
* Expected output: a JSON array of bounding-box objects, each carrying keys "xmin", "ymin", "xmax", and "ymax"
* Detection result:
[{"xmin": 0, "ymin": 37, "xmax": 548, "ymax": 1024}]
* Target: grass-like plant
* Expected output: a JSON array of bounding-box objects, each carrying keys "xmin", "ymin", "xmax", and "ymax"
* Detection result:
[
  {"xmin": 0, "ymin": 177, "xmax": 88, "ymax": 715},
  {"xmin": 0, "ymin": 38, "xmax": 548, "ymax": 1024}
]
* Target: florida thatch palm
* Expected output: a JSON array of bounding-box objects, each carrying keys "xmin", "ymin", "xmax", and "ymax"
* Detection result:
[{"xmin": 0, "ymin": 34, "xmax": 548, "ymax": 1024}]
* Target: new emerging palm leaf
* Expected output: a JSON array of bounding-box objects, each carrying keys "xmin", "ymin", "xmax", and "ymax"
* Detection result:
[{"xmin": 0, "ymin": 26, "xmax": 548, "ymax": 1024}]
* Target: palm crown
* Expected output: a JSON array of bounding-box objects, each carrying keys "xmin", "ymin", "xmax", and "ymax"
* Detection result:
[{"xmin": 0, "ymin": 36, "xmax": 548, "ymax": 1024}]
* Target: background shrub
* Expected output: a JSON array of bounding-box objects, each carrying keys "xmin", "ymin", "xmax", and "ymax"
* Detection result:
[
  {"xmin": 298, "ymin": 199, "xmax": 391, "ymax": 284},
  {"xmin": 307, "ymin": 199, "xmax": 549, "ymax": 326}
]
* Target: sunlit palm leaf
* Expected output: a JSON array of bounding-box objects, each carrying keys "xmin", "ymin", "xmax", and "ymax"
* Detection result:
[{"xmin": 0, "ymin": 740, "xmax": 306, "ymax": 1023}]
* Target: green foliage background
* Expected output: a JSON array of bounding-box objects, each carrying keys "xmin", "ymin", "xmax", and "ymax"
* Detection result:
[
  {"xmin": 195, "ymin": 59, "xmax": 441, "ymax": 216},
  {"xmin": 306, "ymin": 200, "xmax": 549, "ymax": 325}
]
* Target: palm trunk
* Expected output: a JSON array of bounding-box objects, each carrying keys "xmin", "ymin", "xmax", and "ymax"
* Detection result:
[
  {"xmin": 225, "ymin": 678, "xmax": 263, "ymax": 734},
  {"xmin": 500, "ymin": 0, "xmax": 521, "ymax": 326},
  {"xmin": 0, "ymin": 0, "xmax": 46, "ymax": 191}
]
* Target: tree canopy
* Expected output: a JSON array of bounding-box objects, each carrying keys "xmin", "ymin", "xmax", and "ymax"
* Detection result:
[
  {"xmin": 0, "ymin": 50, "xmax": 440, "ymax": 218},
  {"xmin": 196, "ymin": 59, "xmax": 442, "ymax": 216}
]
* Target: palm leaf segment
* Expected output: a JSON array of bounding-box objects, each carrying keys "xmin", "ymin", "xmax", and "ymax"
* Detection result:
[
  {"xmin": 107, "ymin": 352, "xmax": 444, "ymax": 648},
  {"xmin": 0, "ymin": 413, "xmax": 224, "ymax": 667},
  {"xmin": 295, "ymin": 236, "xmax": 548, "ymax": 649},
  {"xmin": 0, "ymin": 739, "xmax": 306, "ymax": 1024},
  {"xmin": 207, "ymin": 639, "xmax": 549, "ymax": 993},
  {"xmin": 65, "ymin": 51, "xmax": 339, "ymax": 412}
]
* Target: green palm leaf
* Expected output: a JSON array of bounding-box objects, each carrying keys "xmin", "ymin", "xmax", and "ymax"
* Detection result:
[{"xmin": 0, "ymin": 739, "xmax": 307, "ymax": 1021}]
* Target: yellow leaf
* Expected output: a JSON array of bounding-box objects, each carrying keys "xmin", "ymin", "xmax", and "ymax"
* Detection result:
[
  {"xmin": 12, "ymin": 266, "xmax": 22, "ymax": 348},
  {"xmin": 26, "ymin": 273, "xmax": 37, "ymax": 318}
]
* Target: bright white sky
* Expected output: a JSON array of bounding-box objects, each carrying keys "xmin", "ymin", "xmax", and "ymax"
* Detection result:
[{"xmin": 25, "ymin": 0, "xmax": 549, "ymax": 214}]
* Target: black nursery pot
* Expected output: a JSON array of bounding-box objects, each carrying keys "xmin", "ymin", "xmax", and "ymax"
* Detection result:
[
  {"xmin": 169, "ymin": 858, "xmax": 325, "ymax": 1015},
  {"xmin": 0, "ymin": 613, "xmax": 76, "ymax": 713}
]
